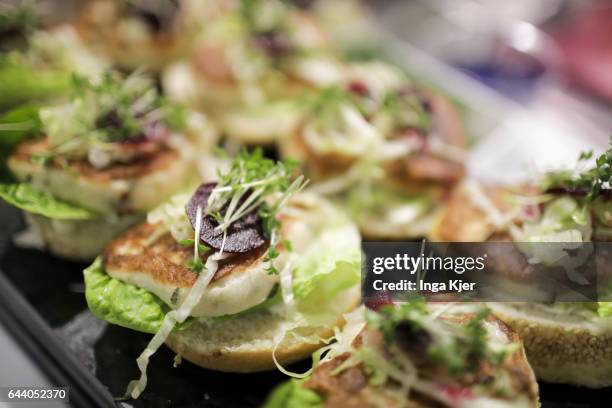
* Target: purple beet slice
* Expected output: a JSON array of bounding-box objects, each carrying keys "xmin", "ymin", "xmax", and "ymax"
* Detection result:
[{"xmin": 185, "ymin": 182, "xmax": 268, "ymax": 253}]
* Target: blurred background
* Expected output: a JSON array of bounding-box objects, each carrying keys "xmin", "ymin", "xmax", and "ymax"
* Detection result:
[
  {"xmin": 360, "ymin": 0, "xmax": 612, "ymax": 183},
  {"xmin": 6, "ymin": 0, "xmax": 610, "ymax": 181},
  {"xmin": 1, "ymin": 1, "xmax": 611, "ymax": 406}
]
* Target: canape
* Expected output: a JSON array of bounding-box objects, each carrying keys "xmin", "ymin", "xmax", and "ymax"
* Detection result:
[
  {"xmin": 0, "ymin": 71, "xmax": 215, "ymax": 260},
  {"xmin": 83, "ymin": 150, "xmax": 361, "ymax": 398},
  {"xmin": 430, "ymin": 144, "xmax": 612, "ymax": 387},
  {"xmin": 0, "ymin": 20, "xmax": 109, "ymax": 111},
  {"xmin": 279, "ymin": 61, "xmax": 467, "ymax": 240},
  {"xmin": 264, "ymin": 301, "xmax": 539, "ymax": 408},
  {"xmin": 162, "ymin": 0, "xmax": 342, "ymax": 144}
]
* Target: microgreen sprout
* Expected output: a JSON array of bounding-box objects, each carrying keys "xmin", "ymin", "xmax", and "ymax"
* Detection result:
[
  {"xmin": 544, "ymin": 141, "xmax": 612, "ymax": 200},
  {"xmin": 205, "ymin": 149, "xmax": 308, "ymax": 272},
  {"xmin": 73, "ymin": 71, "xmax": 183, "ymax": 142},
  {"xmin": 0, "ymin": 1, "xmax": 39, "ymax": 44},
  {"xmin": 367, "ymin": 301, "xmax": 515, "ymax": 375},
  {"xmin": 186, "ymin": 206, "xmax": 207, "ymax": 273},
  {"xmin": 34, "ymin": 70, "xmax": 186, "ymax": 166},
  {"xmin": 381, "ymin": 89, "xmax": 433, "ymax": 134}
]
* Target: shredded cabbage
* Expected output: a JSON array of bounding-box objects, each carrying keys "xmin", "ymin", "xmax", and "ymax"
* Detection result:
[
  {"xmin": 146, "ymin": 193, "xmax": 193, "ymax": 243},
  {"xmin": 518, "ymin": 196, "xmax": 592, "ymax": 243},
  {"xmin": 304, "ymin": 104, "xmax": 383, "ymax": 157},
  {"xmin": 273, "ymin": 307, "xmax": 365, "ymax": 379},
  {"xmin": 463, "ymin": 180, "xmax": 516, "ymax": 231},
  {"xmin": 279, "ymin": 255, "xmax": 296, "ymax": 317},
  {"xmin": 513, "ymin": 196, "xmax": 593, "ymax": 269},
  {"xmin": 126, "ymin": 252, "xmax": 226, "ymax": 399},
  {"xmin": 271, "ymin": 213, "xmax": 361, "ymax": 377}
]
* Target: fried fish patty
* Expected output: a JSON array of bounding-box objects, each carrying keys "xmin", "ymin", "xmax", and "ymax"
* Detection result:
[
  {"xmin": 102, "ymin": 222, "xmax": 276, "ymax": 318},
  {"xmin": 8, "ymin": 138, "xmax": 193, "ymax": 214},
  {"xmin": 429, "ymin": 183, "xmax": 527, "ymax": 242}
]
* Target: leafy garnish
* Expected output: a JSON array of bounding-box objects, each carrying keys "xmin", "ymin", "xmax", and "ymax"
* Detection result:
[
  {"xmin": 205, "ymin": 149, "xmax": 307, "ymax": 271},
  {"xmin": 367, "ymin": 301, "xmax": 514, "ymax": 375},
  {"xmin": 302, "ymin": 87, "xmax": 352, "ymax": 116},
  {"xmin": 182, "ymin": 149, "xmax": 301, "ymax": 272},
  {"xmin": 72, "ymin": 71, "xmax": 181, "ymax": 142},
  {"xmin": 84, "ymin": 258, "xmax": 193, "ymax": 334},
  {"xmin": 0, "ymin": 58, "xmax": 71, "ymax": 111},
  {"xmin": 37, "ymin": 71, "xmax": 185, "ymax": 163},
  {"xmin": 381, "ymin": 89, "xmax": 433, "ymax": 134},
  {"xmin": 240, "ymin": 0, "xmax": 288, "ymax": 34},
  {"xmin": 365, "ymin": 297, "xmax": 428, "ymax": 343},
  {"xmin": 0, "ymin": 1, "xmax": 39, "ymax": 49},
  {"xmin": 187, "ymin": 205, "xmax": 207, "ymax": 273},
  {"xmin": 179, "ymin": 238, "xmax": 209, "ymax": 253},
  {"xmin": 544, "ymin": 141, "xmax": 612, "ymax": 200},
  {"xmin": 0, "ymin": 183, "xmax": 94, "ymax": 219}
]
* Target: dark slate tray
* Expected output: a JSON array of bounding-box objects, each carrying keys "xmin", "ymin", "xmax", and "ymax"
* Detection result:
[{"xmin": 0, "ymin": 202, "xmax": 610, "ymax": 407}]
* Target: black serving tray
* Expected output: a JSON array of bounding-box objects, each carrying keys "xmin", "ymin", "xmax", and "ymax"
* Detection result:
[{"xmin": 1, "ymin": 201, "xmax": 611, "ymax": 408}]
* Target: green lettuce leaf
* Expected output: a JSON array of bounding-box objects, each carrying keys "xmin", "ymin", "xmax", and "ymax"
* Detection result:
[
  {"xmin": 0, "ymin": 59, "xmax": 71, "ymax": 111},
  {"xmin": 516, "ymin": 196, "xmax": 593, "ymax": 264},
  {"xmin": 84, "ymin": 258, "xmax": 192, "ymax": 334},
  {"xmin": 521, "ymin": 196, "xmax": 591, "ymax": 242},
  {"xmin": 597, "ymin": 302, "xmax": 612, "ymax": 318},
  {"xmin": 0, "ymin": 104, "xmax": 42, "ymax": 180},
  {"xmin": 292, "ymin": 220, "xmax": 361, "ymax": 316},
  {"xmin": 0, "ymin": 183, "xmax": 94, "ymax": 219},
  {"xmin": 263, "ymin": 379, "xmax": 322, "ymax": 408},
  {"xmin": 0, "ymin": 103, "xmax": 41, "ymax": 147}
]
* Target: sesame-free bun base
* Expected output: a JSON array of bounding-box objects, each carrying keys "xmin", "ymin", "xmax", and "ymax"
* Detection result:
[
  {"xmin": 488, "ymin": 303, "xmax": 612, "ymax": 388},
  {"xmin": 165, "ymin": 287, "xmax": 360, "ymax": 373},
  {"xmin": 25, "ymin": 212, "xmax": 142, "ymax": 262}
]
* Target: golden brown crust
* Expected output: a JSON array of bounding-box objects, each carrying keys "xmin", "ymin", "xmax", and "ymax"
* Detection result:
[
  {"xmin": 11, "ymin": 138, "xmax": 179, "ymax": 182},
  {"xmin": 431, "ymin": 185, "xmax": 506, "ymax": 242},
  {"xmin": 489, "ymin": 303, "xmax": 612, "ymax": 388},
  {"xmin": 285, "ymin": 92, "xmax": 466, "ymax": 187},
  {"xmin": 102, "ymin": 223, "xmax": 268, "ymax": 287},
  {"xmin": 75, "ymin": 0, "xmax": 191, "ymax": 70},
  {"xmin": 429, "ymin": 184, "xmax": 534, "ymax": 242},
  {"xmin": 428, "ymin": 92, "xmax": 467, "ymax": 150}
]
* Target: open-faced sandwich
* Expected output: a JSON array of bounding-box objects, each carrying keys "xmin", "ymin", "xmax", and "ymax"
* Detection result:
[
  {"xmin": 264, "ymin": 300, "xmax": 539, "ymax": 408},
  {"xmin": 0, "ymin": 70, "xmax": 215, "ymax": 260},
  {"xmin": 77, "ymin": 0, "xmax": 207, "ymax": 71},
  {"xmin": 279, "ymin": 61, "xmax": 467, "ymax": 240},
  {"xmin": 83, "ymin": 150, "xmax": 361, "ymax": 399},
  {"xmin": 162, "ymin": 0, "xmax": 342, "ymax": 144},
  {"xmin": 430, "ymin": 143, "xmax": 612, "ymax": 387}
]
